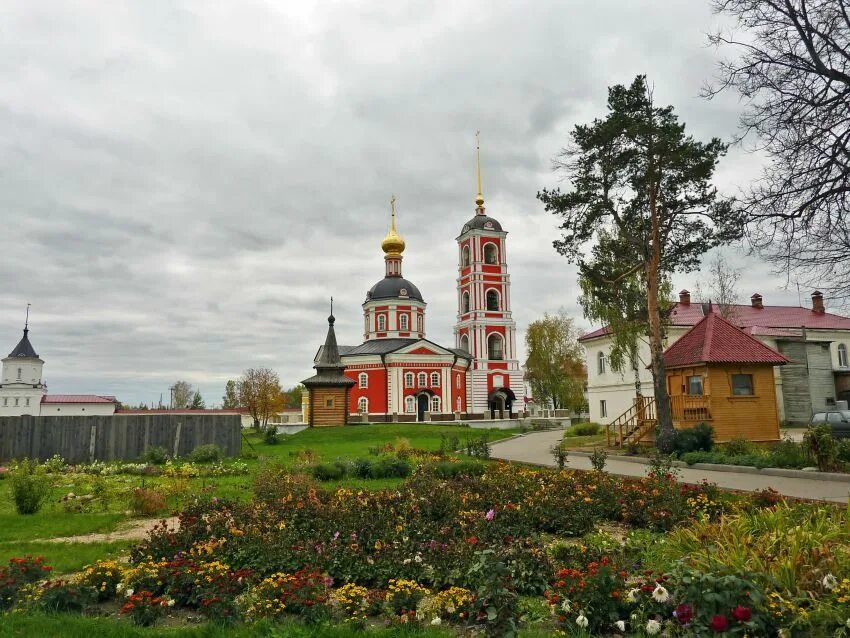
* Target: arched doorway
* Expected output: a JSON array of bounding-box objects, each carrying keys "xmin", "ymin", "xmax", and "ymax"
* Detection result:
[
  {"xmin": 417, "ymin": 393, "xmax": 430, "ymax": 422},
  {"xmin": 488, "ymin": 387, "xmax": 517, "ymax": 419}
]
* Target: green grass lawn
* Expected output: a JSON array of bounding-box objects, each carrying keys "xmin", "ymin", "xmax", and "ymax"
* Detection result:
[{"xmin": 0, "ymin": 540, "xmax": 133, "ymax": 574}]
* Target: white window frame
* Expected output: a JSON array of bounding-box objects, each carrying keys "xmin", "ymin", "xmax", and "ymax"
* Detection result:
[
  {"xmin": 485, "ymin": 289, "xmax": 500, "ymax": 311},
  {"xmin": 417, "ymin": 314, "xmax": 424, "ymax": 332},
  {"xmin": 456, "ymin": 396, "xmax": 462, "ymax": 412},
  {"xmin": 399, "ymin": 314, "xmax": 409, "ymax": 331},
  {"xmin": 456, "ymin": 374, "xmax": 461, "ymax": 388},
  {"xmin": 597, "ymin": 351, "xmax": 606, "ymax": 374},
  {"xmin": 358, "ymin": 397, "xmax": 368, "ymax": 414},
  {"xmin": 460, "ymin": 335, "xmax": 469, "ymax": 352},
  {"xmin": 14, "ymin": 397, "xmax": 19, "ymax": 407},
  {"xmin": 417, "ymin": 372, "xmax": 427, "ymax": 387},
  {"xmin": 839, "ymin": 343, "xmax": 848, "ymax": 368},
  {"xmin": 487, "ymin": 333, "xmax": 504, "ymax": 360},
  {"xmin": 377, "ymin": 315, "xmax": 386, "ymax": 331},
  {"xmin": 405, "ymin": 395, "xmax": 416, "ymax": 413},
  {"xmin": 25, "ymin": 397, "xmax": 30, "ymax": 407},
  {"xmin": 483, "ymin": 242, "xmax": 498, "ymax": 265},
  {"xmin": 431, "ymin": 372, "xmax": 440, "ymax": 387},
  {"xmin": 431, "ymin": 396, "xmax": 441, "ymax": 413},
  {"xmin": 462, "ymin": 291, "xmax": 470, "ymax": 314},
  {"xmin": 359, "ymin": 373, "xmax": 368, "ymax": 388},
  {"xmin": 16, "ymin": 368, "xmax": 21, "ymax": 381},
  {"xmin": 462, "ymin": 245, "xmax": 471, "ymax": 267},
  {"xmin": 600, "ymin": 399, "xmax": 607, "ymax": 418},
  {"xmin": 404, "ymin": 373, "xmax": 414, "ymax": 388}
]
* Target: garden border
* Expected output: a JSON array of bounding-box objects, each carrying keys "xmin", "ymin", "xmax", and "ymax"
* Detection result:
[{"xmin": 565, "ymin": 450, "xmax": 850, "ymax": 483}]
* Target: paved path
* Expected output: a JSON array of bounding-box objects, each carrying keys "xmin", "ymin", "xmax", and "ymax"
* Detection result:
[
  {"xmin": 37, "ymin": 516, "xmax": 179, "ymax": 544},
  {"xmin": 490, "ymin": 430, "xmax": 850, "ymax": 503}
]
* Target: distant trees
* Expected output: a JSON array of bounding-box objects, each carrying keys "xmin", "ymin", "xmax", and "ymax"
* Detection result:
[
  {"xmin": 170, "ymin": 381, "xmax": 193, "ymax": 409},
  {"xmin": 707, "ymin": 0, "xmax": 850, "ymax": 299},
  {"xmin": 524, "ymin": 311, "xmax": 587, "ymax": 411},
  {"xmin": 693, "ymin": 253, "xmax": 742, "ymax": 320},
  {"xmin": 538, "ymin": 76, "xmax": 739, "ymax": 452},
  {"xmin": 238, "ymin": 368, "xmax": 284, "ymax": 428},
  {"xmin": 281, "ymin": 385, "xmax": 304, "ymax": 409},
  {"xmin": 222, "ymin": 380, "xmax": 239, "ymax": 409},
  {"xmin": 190, "ymin": 390, "xmax": 206, "ymax": 410}
]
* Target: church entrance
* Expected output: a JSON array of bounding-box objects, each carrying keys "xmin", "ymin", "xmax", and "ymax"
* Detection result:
[
  {"xmin": 417, "ymin": 393, "xmax": 430, "ymax": 422},
  {"xmin": 488, "ymin": 387, "xmax": 516, "ymax": 420}
]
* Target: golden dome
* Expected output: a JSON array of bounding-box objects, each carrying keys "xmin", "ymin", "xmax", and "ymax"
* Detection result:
[{"xmin": 381, "ymin": 196, "xmax": 405, "ymax": 255}]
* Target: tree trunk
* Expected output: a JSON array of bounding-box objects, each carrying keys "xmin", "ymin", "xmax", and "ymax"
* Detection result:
[
  {"xmin": 646, "ymin": 188, "xmax": 675, "ymax": 452},
  {"xmin": 631, "ymin": 343, "xmax": 642, "ymax": 397}
]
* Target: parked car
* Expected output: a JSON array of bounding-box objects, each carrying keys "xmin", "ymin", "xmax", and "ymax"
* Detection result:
[{"xmin": 809, "ymin": 411, "xmax": 850, "ymax": 439}]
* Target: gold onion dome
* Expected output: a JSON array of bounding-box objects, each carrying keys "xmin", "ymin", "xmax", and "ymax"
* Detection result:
[{"xmin": 381, "ymin": 196, "xmax": 405, "ymax": 255}]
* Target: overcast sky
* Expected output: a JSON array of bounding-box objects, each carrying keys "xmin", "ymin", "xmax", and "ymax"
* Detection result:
[{"xmin": 0, "ymin": 1, "xmax": 815, "ymax": 406}]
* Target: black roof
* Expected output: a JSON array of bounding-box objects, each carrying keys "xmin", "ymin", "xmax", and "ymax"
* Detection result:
[
  {"xmin": 302, "ymin": 315, "xmax": 355, "ymax": 388},
  {"xmin": 460, "ymin": 214, "xmax": 503, "ymax": 234},
  {"xmin": 7, "ymin": 328, "xmax": 38, "ymax": 359},
  {"xmin": 366, "ymin": 277, "xmax": 424, "ymax": 303}
]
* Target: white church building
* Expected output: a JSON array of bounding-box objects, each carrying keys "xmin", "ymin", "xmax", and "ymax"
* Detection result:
[{"xmin": 0, "ymin": 323, "xmax": 116, "ymax": 417}]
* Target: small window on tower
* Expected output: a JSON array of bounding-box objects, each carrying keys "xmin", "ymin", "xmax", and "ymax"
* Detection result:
[
  {"xmin": 462, "ymin": 292, "xmax": 470, "ymax": 314},
  {"xmin": 462, "ymin": 245, "xmax": 471, "ymax": 267},
  {"xmin": 460, "ymin": 335, "xmax": 469, "ymax": 352},
  {"xmin": 16, "ymin": 368, "xmax": 21, "ymax": 381},
  {"xmin": 418, "ymin": 315, "xmax": 423, "ymax": 332},
  {"xmin": 486, "ymin": 290, "xmax": 499, "ymax": 311},
  {"xmin": 484, "ymin": 243, "xmax": 498, "ymax": 264},
  {"xmin": 378, "ymin": 315, "xmax": 386, "ymax": 331},
  {"xmin": 400, "ymin": 314, "xmax": 409, "ymax": 331},
  {"xmin": 487, "ymin": 334, "xmax": 504, "ymax": 360},
  {"xmin": 456, "ymin": 374, "xmax": 461, "ymax": 389}
]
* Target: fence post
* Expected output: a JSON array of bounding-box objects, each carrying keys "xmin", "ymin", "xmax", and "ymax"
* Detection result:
[
  {"xmin": 173, "ymin": 421, "xmax": 182, "ymax": 458},
  {"xmin": 88, "ymin": 424, "xmax": 97, "ymax": 463}
]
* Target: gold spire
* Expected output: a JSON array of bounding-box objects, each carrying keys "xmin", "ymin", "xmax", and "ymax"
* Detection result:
[
  {"xmin": 475, "ymin": 131, "xmax": 484, "ymax": 208},
  {"xmin": 381, "ymin": 194, "xmax": 406, "ymax": 255}
]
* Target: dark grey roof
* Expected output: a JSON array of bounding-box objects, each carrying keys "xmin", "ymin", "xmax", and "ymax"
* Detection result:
[
  {"xmin": 366, "ymin": 277, "xmax": 424, "ymax": 302},
  {"xmin": 8, "ymin": 329, "xmax": 38, "ymax": 359},
  {"xmin": 460, "ymin": 214, "xmax": 503, "ymax": 234},
  {"xmin": 302, "ymin": 315, "xmax": 355, "ymax": 388},
  {"xmin": 449, "ymin": 348, "xmax": 473, "ymax": 359},
  {"xmin": 318, "ymin": 338, "xmax": 471, "ymax": 360}
]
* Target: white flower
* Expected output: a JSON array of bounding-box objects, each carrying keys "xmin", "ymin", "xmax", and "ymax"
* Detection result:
[
  {"xmin": 414, "ymin": 554, "xmax": 423, "ymax": 563},
  {"xmin": 626, "ymin": 588, "xmax": 640, "ymax": 603},
  {"xmin": 560, "ymin": 599, "xmax": 572, "ymax": 612},
  {"xmin": 576, "ymin": 615, "xmax": 589, "ymax": 628},
  {"xmin": 431, "ymin": 617, "xmax": 442, "ymax": 626},
  {"xmin": 116, "ymin": 583, "xmax": 124, "ymax": 593},
  {"xmin": 646, "ymin": 619, "xmax": 662, "ymax": 635},
  {"xmin": 403, "ymin": 558, "xmax": 411, "ymax": 565},
  {"xmin": 652, "ymin": 585, "xmax": 669, "ymax": 603},
  {"xmin": 614, "ymin": 620, "xmax": 626, "ymax": 632},
  {"xmin": 845, "ymin": 618, "xmax": 850, "ymax": 629},
  {"xmin": 822, "ymin": 574, "xmax": 838, "ymax": 590},
  {"xmin": 125, "ymin": 588, "xmax": 134, "ymax": 598},
  {"xmin": 167, "ymin": 599, "xmax": 175, "ymax": 607}
]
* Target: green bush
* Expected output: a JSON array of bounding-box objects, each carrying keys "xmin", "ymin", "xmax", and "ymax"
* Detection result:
[
  {"xmin": 837, "ymin": 439, "xmax": 850, "ymax": 465},
  {"xmin": 565, "ymin": 422, "xmax": 601, "ymax": 437},
  {"xmin": 310, "ymin": 462, "xmax": 347, "ymax": 481},
  {"xmin": 141, "ymin": 446, "xmax": 168, "ymax": 465},
  {"xmin": 188, "ymin": 444, "xmax": 223, "ymax": 464},
  {"xmin": 368, "ymin": 456, "xmax": 411, "ymax": 479},
  {"xmin": 432, "ymin": 460, "xmax": 486, "ymax": 478},
  {"xmin": 9, "ymin": 459, "xmax": 51, "ymax": 515},
  {"xmin": 350, "ymin": 457, "xmax": 373, "ymax": 479},
  {"xmin": 263, "ymin": 428, "xmax": 279, "ymax": 445},
  {"xmin": 673, "ymin": 422, "xmax": 714, "ymax": 454},
  {"xmin": 769, "ymin": 437, "xmax": 809, "ymax": 469},
  {"xmin": 802, "ymin": 425, "xmax": 840, "ymax": 471},
  {"xmin": 723, "ymin": 436, "xmax": 755, "ymax": 456}
]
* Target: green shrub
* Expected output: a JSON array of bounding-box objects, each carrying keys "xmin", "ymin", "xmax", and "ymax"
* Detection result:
[
  {"xmin": 263, "ymin": 428, "xmax": 279, "ymax": 445},
  {"xmin": 802, "ymin": 425, "xmax": 839, "ymax": 471},
  {"xmin": 369, "ymin": 456, "xmax": 411, "ymax": 479},
  {"xmin": 9, "ymin": 459, "xmax": 51, "ymax": 515},
  {"xmin": 837, "ymin": 439, "xmax": 850, "ymax": 465},
  {"xmin": 565, "ymin": 422, "xmax": 601, "ymax": 437},
  {"xmin": 310, "ymin": 462, "xmax": 346, "ymax": 481},
  {"xmin": 768, "ymin": 437, "xmax": 809, "ymax": 469},
  {"xmin": 589, "ymin": 447, "xmax": 608, "ymax": 472},
  {"xmin": 35, "ymin": 580, "xmax": 98, "ymax": 613},
  {"xmin": 432, "ymin": 460, "xmax": 486, "ymax": 478},
  {"xmin": 141, "ymin": 446, "xmax": 168, "ymax": 465},
  {"xmin": 188, "ymin": 444, "xmax": 223, "ymax": 464},
  {"xmin": 723, "ymin": 436, "xmax": 755, "ymax": 456},
  {"xmin": 350, "ymin": 457, "xmax": 373, "ymax": 479},
  {"xmin": 673, "ymin": 422, "xmax": 714, "ymax": 454}
]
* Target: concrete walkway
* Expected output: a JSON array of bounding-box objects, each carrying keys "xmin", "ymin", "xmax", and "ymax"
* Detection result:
[{"xmin": 490, "ymin": 430, "xmax": 850, "ymax": 503}]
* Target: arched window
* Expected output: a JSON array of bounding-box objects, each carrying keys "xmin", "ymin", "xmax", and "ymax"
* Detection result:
[
  {"xmin": 359, "ymin": 373, "xmax": 368, "ymax": 388},
  {"xmin": 431, "ymin": 372, "xmax": 440, "ymax": 386},
  {"xmin": 486, "ymin": 290, "xmax": 500, "ymax": 311},
  {"xmin": 456, "ymin": 374, "xmax": 461, "ymax": 388},
  {"xmin": 456, "ymin": 397, "xmax": 462, "ymax": 412},
  {"xmin": 16, "ymin": 368, "xmax": 21, "ymax": 381},
  {"xmin": 597, "ymin": 351, "xmax": 606, "ymax": 374},
  {"xmin": 487, "ymin": 334, "xmax": 504, "ymax": 360},
  {"xmin": 404, "ymin": 373, "xmax": 414, "ymax": 388},
  {"xmin": 484, "ymin": 243, "xmax": 498, "ymax": 264},
  {"xmin": 431, "ymin": 396, "xmax": 441, "ymax": 413},
  {"xmin": 399, "ymin": 314, "xmax": 409, "ymax": 331},
  {"xmin": 365, "ymin": 315, "xmax": 369, "ymax": 333},
  {"xmin": 405, "ymin": 396, "xmax": 416, "ymax": 413},
  {"xmin": 460, "ymin": 335, "xmax": 470, "ymax": 352},
  {"xmin": 462, "ymin": 291, "xmax": 470, "ymax": 314},
  {"xmin": 417, "ymin": 372, "xmax": 427, "ymax": 387},
  {"xmin": 358, "ymin": 397, "xmax": 368, "ymax": 413},
  {"xmin": 417, "ymin": 314, "xmax": 424, "ymax": 332},
  {"xmin": 462, "ymin": 245, "xmax": 470, "ymax": 267},
  {"xmin": 378, "ymin": 315, "xmax": 386, "ymax": 331},
  {"xmin": 839, "ymin": 344, "xmax": 848, "ymax": 368}
]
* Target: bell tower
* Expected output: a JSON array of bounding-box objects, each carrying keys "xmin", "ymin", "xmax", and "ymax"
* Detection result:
[{"xmin": 454, "ymin": 134, "xmax": 522, "ymax": 418}]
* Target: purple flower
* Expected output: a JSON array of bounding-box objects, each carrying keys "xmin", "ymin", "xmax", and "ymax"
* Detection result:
[
  {"xmin": 485, "ymin": 509, "xmax": 495, "ymax": 521},
  {"xmin": 333, "ymin": 531, "xmax": 340, "ymax": 540}
]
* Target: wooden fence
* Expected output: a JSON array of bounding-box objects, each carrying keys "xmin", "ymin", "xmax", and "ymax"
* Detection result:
[{"xmin": 0, "ymin": 414, "xmax": 242, "ymax": 463}]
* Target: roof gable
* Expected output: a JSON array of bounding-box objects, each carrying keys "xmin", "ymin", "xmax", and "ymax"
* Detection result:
[
  {"xmin": 663, "ymin": 312, "xmax": 789, "ymax": 368},
  {"xmin": 7, "ymin": 329, "xmax": 38, "ymax": 359}
]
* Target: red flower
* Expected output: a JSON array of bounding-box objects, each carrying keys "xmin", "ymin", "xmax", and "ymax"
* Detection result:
[
  {"xmin": 710, "ymin": 615, "xmax": 729, "ymax": 632},
  {"xmin": 732, "ymin": 605, "xmax": 752, "ymax": 622},
  {"xmin": 674, "ymin": 603, "xmax": 694, "ymax": 625}
]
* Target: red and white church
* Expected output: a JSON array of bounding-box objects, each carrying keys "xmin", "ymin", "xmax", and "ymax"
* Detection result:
[{"xmin": 313, "ymin": 163, "xmax": 523, "ymax": 422}]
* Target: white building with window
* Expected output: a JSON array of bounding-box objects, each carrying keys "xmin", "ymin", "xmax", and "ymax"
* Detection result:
[{"xmin": 0, "ymin": 323, "xmax": 116, "ymax": 417}]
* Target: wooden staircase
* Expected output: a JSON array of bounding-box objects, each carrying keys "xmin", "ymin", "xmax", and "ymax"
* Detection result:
[{"xmin": 606, "ymin": 396, "xmax": 658, "ymax": 447}]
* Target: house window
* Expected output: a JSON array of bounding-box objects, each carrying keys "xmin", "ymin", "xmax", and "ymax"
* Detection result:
[
  {"xmin": 431, "ymin": 372, "xmax": 440, "ymax": 386},
  {"xmin": 487, "ymin": 334, "xmax": 503, "ymax": 360},
  {"xmin": 456, "ymin": 374, "xmax": 461, "ymax": 389},
  {"xmin": 431, "ymin": 396, "xmax": 441, "ymax": 413},
  {"xmin": 417, "ymin": 372, "xmax": 427, "ymax": 387},
  {"xmin": 460, "ymin": 335, "xmax": 469, "ymax": 352},
  {"xmin": 405, "ymin": 396, "xmax": 415, "ymax": 413},
  {"xmin": 462, "ymin": 245, "xmax": 470, "ymax": 267},
  {"xmin": 731, "ymin": 374, "xmax": 754, "ymax": 396},
  {"xmin": 405, "ymin": 373, "xmax": 414, "ymax": 388},
  {"xmin": 365, "ymin": 316, "xmax": 369, "ymax": 333},
  {"xmin": 462, "ymin": 291, "xmax": 470, "ymax": 314},
  {"xmin": 687, "ymin": 376, "xmax": 704, "ymax": 396},
  {"xmin": 839, "ymin": 344, "xmax": 848, "ymax": 368},
  {"xmin": 493, "ymin": 375, "xmax": 504, "ymax": 388},
  {"xmin": 399, "ymin": 314, "xmax": 409, "ymax": 331},
  {"xmin": 16, "ymin": 368, "xmax": 21, "ymax": 381},
  {"xmin": 358, "ymin": 397, "xmax": 368, "ymax": 413},
  {"xmin": 14, "ymin": 397, "xmax": 19, "ymax": 407},
  {"xmin": 600, "ymin": 400, "xmax": 607, "ymax": 418},
  {"xmin": 377, "ymin": 315, "xmax": 386, "ymax": 331},
  {"xmin": 456, "ymin": 397, "xmax": 462, "ymax": 412},
  {"xmin": 325, "ymin": 398, "xmax": 334, "ymax": 408},
  {"xmin": 486, "ymin": 290, "xmax": 499, "ymax": 311},
  {"xmin": 484, "ymin": 243, "xmax": 498, "ymax": 264},
  {"xmin": 359, "ymin": 373, "xmax": 368, "ymax": 388},
  {"xmin": 417, "ymin": 315, "xmax": 423, "ymax": 332},
  {"xmin": 25, "ymin": 398, "xmax": 30, "ymax": 406},
  {"xmin": 597, "ymin": 351, "xmax": 606, "ymax": 374}
]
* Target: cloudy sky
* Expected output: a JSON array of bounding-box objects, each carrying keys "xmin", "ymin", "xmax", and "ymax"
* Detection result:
[{"xmin": 0, "ymin": 1, "xmax": 810, "ymax": 406}]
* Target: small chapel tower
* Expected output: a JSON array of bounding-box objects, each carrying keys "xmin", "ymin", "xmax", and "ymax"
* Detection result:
[
  {"xmin": 302, "ymin": 303, "xmax": 356, "ymax": 426},
  {"xmin": 453, "ymin": 135, "xmax": 523, "ymax": 418},
  {"xmin": 0, "ymin": 306, "xmax": 47, "ymax": 416}
]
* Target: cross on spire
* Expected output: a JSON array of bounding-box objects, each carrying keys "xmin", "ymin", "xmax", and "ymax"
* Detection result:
[{"xmin": 475, "ymin": 131, "xmax": 485, "ymax": 211}]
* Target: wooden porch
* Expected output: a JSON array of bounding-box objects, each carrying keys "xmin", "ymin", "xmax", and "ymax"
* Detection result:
[{"xmin": 606, "ymin": 394, "xmax": 712, "ymax": 447}]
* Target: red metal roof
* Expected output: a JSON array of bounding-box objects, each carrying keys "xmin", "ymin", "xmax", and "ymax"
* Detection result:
[
  {"xmin": 42, "ymin": 395, "xmax": 116, "ymax": 404},
  {"xmin": 579, "ymin": 300, "xmax": 850, "ymax": 341},
  {"xmin": 662, "ymin": 311, "xmax": 790, "ymax": 368}
]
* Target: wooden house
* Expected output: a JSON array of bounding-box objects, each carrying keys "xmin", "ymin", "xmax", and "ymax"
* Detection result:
[{"xmin": 302, "ymin": 313, "xmax": 356, "ymax": 427}]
